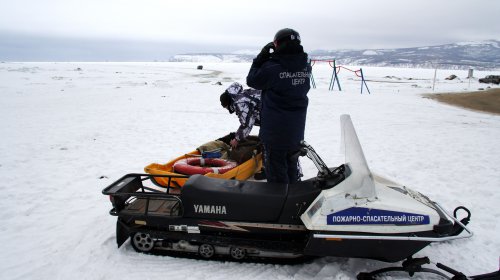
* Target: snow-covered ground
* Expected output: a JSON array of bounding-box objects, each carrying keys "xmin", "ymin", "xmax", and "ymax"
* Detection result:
[{"xmin": 0, "ymin": 62, "xmax": 499, "ymax": 280}]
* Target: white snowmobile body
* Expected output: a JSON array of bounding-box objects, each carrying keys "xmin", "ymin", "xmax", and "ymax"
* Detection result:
[{"xmin": 302, "ymin": 115, "xmax": 443, "ymax": 234}]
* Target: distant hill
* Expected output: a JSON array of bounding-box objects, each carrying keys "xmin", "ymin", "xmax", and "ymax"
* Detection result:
[{"xmin": 170, "ymin": 40, "xmax": 500, "ymax": 70}]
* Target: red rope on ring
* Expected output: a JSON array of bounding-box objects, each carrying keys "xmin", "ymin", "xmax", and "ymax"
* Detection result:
[
  {"xmin": 311, "ymin": 59, "xmax": 335, "ymax": 63},
  {"xmin": 337, "ymin": 66, "xmax": 355, "ymax": 73},
  {"xmin": 310, "ymin": 58, "xmax": 365, "ymax": 78}
]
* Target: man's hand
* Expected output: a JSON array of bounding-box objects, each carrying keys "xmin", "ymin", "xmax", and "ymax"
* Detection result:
[
  {"xmin": 260, "ymin": 42, "xmax": 275, "ymax": 56},
  {"xmin": 254, "ymin": 42, "xmax": 275, "ymax": 67},
  {"xmin": 230, "ymin": 139, "xmax": 238, "ymax": 149}
]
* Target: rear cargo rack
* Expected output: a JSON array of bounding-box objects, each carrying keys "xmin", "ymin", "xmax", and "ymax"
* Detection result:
[{"xmin": 102, "ymin": 173, "xmax": 188, "ymax": 217}]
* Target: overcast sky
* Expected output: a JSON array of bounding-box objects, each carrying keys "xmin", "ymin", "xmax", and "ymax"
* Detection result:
[{"xmin": 1, "ymin": 0, "xmax": 499, "ymax": 60}]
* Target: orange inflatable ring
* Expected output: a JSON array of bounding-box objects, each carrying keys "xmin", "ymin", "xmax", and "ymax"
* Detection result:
[{"xmin": 173, "ymin": 157, "xmax": 238, "ymax": 175}]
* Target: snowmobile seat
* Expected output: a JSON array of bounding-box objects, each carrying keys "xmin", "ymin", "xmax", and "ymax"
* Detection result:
[{"xmin": 181, "ymin": 175, "xmax": 288, "ymax": 222}]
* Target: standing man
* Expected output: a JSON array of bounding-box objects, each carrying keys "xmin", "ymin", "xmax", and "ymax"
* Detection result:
[
  {"xmin": 246, "ymin": 28, "xmax": 311, "ymax": 184},
  {"xmin": 220, "ymin": 82, "xmax": 261, "ymax": 148}
]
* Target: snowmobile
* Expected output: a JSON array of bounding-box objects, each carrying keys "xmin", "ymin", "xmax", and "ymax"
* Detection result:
[{"xmin": 103, "ymin": 115, "xmax": 497, "ymax": 279}]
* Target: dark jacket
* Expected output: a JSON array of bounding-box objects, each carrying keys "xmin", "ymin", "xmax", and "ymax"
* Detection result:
[{"xmin": 246, "ymin": 51, "xmax": 311, "ymax": 149}]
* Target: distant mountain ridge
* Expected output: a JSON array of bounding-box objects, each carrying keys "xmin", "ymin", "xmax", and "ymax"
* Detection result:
[{"xmin": 170, "ymin": 40, "xmax": 500, "ymax": 70}]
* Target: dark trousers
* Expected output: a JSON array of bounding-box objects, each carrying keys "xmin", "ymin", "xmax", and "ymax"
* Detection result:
[{"xmin": 262, "ymin": 145, "xmax": 301, "ymax": 184}]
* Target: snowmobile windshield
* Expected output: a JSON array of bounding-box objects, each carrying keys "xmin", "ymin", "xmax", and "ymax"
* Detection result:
[{"xmin": 340, "ymin": 115, "xmax": 376, "ymax": 198}]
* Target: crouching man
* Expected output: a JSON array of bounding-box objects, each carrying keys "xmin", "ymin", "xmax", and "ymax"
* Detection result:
[{"xmin": 219, "ymin": 82, "xmax": 261, "ymax": 148}]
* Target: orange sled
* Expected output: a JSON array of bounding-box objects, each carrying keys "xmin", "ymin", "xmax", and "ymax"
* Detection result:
[{"xmin": 144, "ymin": 150, "xmax": 262, "ymax": 188}]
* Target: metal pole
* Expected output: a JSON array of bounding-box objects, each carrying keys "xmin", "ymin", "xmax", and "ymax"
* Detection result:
[
  {"xmin": 360, "ymin": 68, "xmax": 364, "ymax": 94},
  {"xmin": 432, "ymin": 66, "xmax": 438, "ymax": 91},
  {"xmin": 468, "ymin": 68, "xmax": 473, "ymax": 89},
  {"xmin": 309, "ymin": 59, "xmax": 316, "ymax": 89},
  {"xmin": 328, "ymin": 61, "xmax": 335, "ymax": 91},
  {"xmin": 330, "ymin": 60, "xmax": 342, "ymax": 91},
  {"xmin": 360, "ymin": 69, "xmax": 371, "ymax": 94}
]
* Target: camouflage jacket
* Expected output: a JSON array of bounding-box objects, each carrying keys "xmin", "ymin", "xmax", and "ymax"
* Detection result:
[{"xmin": 226, "ymin": 82, "xmax": 261, "ymax": 141}]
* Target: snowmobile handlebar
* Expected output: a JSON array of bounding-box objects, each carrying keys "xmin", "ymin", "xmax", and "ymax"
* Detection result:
[
  {"xmin": 297, "ymin": 141, "xmax": 350, "ymax": 189},
  {"xmin": 299, "ymin": 140, "xmax": 335, "ymax": 178}
]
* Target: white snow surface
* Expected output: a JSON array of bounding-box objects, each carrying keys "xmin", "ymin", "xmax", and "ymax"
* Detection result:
[
  {"xmin": 0, "ymin": 62, "xmax": 499, "ymax": 280},
  {"xmin": 362, "ymin": 50, "xmax": 380, "ymax": 56}
]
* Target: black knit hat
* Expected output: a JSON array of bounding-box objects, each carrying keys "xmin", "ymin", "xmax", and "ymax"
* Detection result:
[
  {"xmin": 220, "ymin": 90, "xmax": 235, "ymax": 113},
  {"xmin": 220, "ymin": 90, "xmax": 230, "ymax": 107}
]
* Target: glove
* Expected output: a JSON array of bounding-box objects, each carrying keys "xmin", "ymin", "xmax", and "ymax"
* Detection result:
[
  {"xmin": 230, "ymin": 138, "xmax": 238, "ymax": 149},
  {"xmin": 260, "ymin": 42, "xmax": 275, "ymax": 56},
  {"xmin": 253, "ymin": 42, "xmax": 275, "ymax": 67},
  {"xmin": 217, "ymin": 132, "xmax": 236, "ymax": 145}
]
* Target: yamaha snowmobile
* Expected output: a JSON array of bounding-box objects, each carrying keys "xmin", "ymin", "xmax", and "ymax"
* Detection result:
[{"xmin": 103, "ymin": 115, "xmax": 497, "ymax": 279}]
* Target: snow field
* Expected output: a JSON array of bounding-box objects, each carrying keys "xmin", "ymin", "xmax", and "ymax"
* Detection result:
[{"xmin": 0, "ymin": 62, "xmax": 499, "ymax": 279}]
